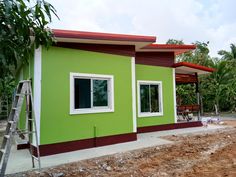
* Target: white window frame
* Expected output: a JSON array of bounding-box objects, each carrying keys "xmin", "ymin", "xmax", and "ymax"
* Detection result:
[
  {"xmin": 137, "ymin": 80, "xmax": 163, "ymax": 117},
  {"xmin": 70, "ymin": 72, "xmax": 114, "ymax": 115}
]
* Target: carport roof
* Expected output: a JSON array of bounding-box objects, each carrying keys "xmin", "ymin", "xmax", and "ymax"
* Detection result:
[{"xmin": 173, "ymin": 62, "xmax": 215, "ymax": 75}]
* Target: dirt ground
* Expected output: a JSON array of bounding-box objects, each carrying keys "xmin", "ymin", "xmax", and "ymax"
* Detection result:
[{"xmin": 6, "ymin": 121, "xmax": 236, "ymax": 177}]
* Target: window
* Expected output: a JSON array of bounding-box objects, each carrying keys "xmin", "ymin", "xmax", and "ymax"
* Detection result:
[
  {"xmin": 70, "ymin": 73, "xmax": 114, "ymax": 114},
  {"xmin": 137, "ymin": 81, "xmax": 163, "ymax": 117}
]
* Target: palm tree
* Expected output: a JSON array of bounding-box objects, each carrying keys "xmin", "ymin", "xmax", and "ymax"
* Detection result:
[
  {"xmin": 200, "ymin": 59, "xmax": 234, "ymax": 112},
  {"xmin": 218, "ymin": 44, "xmax": 236, "ymax": 67}
]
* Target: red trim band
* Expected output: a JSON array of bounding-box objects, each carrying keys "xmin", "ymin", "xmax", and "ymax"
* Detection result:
[
  {"xmin": 55, "ymin": 42, "xmax": 135, "ymax": 57},
  {"xmin": 137, "ymin": 121, "xmax": 203, "ymax": 133},
  {"xmin": 32, "ymin": 133, "xmax": 137, "ymax": 156},
  {"xmin": 17, "ymin": 142, "xmax": 30, "ymax": 150},
  {"xmin": 19, "ymin": 122, "xmax": 202, "ymax": 156},
  {"xmin": 135, "ymin": 52, "xmax": 175, "ymax": 67},
  {"xmin": 176, "ymin": 73, "xmax": 198, "ymax": 84}
]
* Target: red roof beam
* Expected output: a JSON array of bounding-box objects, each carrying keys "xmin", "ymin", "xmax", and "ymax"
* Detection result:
[
  {"xmin": 139, "ymin": 44, "xmax": 196, "ymax": 55},
  {"xmin": 142, "ymin": 44, "xmax": 196, "ymax": 50}
]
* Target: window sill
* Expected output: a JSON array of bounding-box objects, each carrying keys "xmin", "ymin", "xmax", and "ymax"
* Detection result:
[
  {"xmin": 70, "ymin": 108, "xmax": 114, "ymax": 115},
  {"xmin": 138, "ymin": 112, "xmax": 163, "ymax": 118}
]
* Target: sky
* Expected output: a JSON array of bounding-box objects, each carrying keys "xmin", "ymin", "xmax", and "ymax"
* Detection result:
[{"xmin": 47, "ymin": 0, "xmax": 236, "ymax": 57}]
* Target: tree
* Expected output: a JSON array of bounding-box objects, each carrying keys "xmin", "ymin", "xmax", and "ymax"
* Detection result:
[
  {"xmin": 166, "ymin": 39, "xmax": 185, "ymax": 62},
  {"xmin": 218, "ymin": 44, "xmax": 236, "ymax": 62},
  {"xmin": 169, "ymin": 39, "xmax": 236, "ymax": 113},
  {"xmin": 166, "ymin": 39, "xmax": 184, "ymax": 45},
  {"xmin": 0, "ymin": 0, "xmax": 58, "ymax": 98},
  {"xmin": 168, "ymin": 40, "xmax": 213, "ymax": 110},
  {"xmin": 200, "ymin": 59, "xmax": 233, "ymax": 111}
]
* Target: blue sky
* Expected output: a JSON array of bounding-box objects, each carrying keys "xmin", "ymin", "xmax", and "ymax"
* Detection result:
[{"xmin": 48, "ymin": 0, "xmax": 236, "ymax": 57}]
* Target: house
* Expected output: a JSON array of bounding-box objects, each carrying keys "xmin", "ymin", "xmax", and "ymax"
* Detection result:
[{"xmin": 16, "ymin": 29, "xmax": 214, "ymax": 156}]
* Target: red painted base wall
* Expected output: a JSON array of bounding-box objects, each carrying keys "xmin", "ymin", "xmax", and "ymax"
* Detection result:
[
  {"xmin": 18, "ymin": 121, "xmax": 203, "ymax": 156},
  {"xmin": 137, "ymin": 121, "xmax": 203, "ymax": 133},
  {"xmin": 32, "ymin": 132, "xmax": 137, "ymax": 156}
]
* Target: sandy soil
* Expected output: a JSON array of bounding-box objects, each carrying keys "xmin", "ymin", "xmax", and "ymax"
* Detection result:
[
  {"xmin": 6, "ymin": 121, "xmax": 236, "ymax": 177},
  {"xmin": 223, "ymin": 120, "xmax": 236, "ymax": 127}
]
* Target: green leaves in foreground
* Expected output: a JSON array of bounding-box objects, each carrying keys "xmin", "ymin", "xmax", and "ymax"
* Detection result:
[
  {"xmin": 0, "ymin": 0, "xmax": 58, "ymax": 77},
  {"xmin": 0, "ymin": 0, "xmax": 58, "ymax": 96}
]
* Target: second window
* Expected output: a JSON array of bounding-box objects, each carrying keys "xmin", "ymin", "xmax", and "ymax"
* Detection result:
[{"xmin": 138, "ymin": 81, "xmax": 163, "ymax": 117}]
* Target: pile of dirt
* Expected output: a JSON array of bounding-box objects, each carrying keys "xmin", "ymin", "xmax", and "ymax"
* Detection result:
[{"xmin": 8, "ymin": 127, "xmax": 236, "ymax": 177}]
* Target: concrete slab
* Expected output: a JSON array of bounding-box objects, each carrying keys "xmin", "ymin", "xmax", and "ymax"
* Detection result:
[
  {"xmin": 5, "ymin": 124, "xmax": 227, "ymax": 174},
  {"xmin": 139, "ymin": 124, "xmax": 226, "ymax": 138}
]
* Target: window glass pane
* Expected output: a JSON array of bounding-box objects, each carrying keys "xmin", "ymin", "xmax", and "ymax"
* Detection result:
[
  {"xmin": 93, "ymin": 79, "xmax": 108, "ymax": 107},
  {"xmin": 74, "ymin": 78, "xmax": 91, "ymax": 109},
  {"xmin": 150, "ymin": 85, "xmax": 159, "ymax": 112},
  {"xmin": 140, "ymin": 85, "xmax": 150, "ymax": 112}
]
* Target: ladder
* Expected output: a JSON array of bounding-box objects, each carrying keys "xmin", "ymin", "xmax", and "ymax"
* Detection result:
[
  {"xmin": 0, "ymin": 80, "xmax": 41, "ymax": 177},
  {"xmin": 0, "ymin": 95, "xmax": 9, "ymax": 119}
]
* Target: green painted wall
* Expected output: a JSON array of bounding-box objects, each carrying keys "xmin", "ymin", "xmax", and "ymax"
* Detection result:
[
  {"xmin": 136, "ymin": 64, "xmax": 175, "ymax": 127},
  {"xmin": 40, "ymin": 47, "xmax": 133, "ymax": 145}
]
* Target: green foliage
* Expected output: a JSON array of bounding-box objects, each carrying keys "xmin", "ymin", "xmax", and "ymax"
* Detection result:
[
  {"xmin": 0, "ymin": 0, "xmax": 58, "ymax": 98},
  {"xmin": 176, "ymin": 84, "xmax": 196, "ymax": 105},
  {"xmin": 170, "ymin": 39, "xmax": 236, "ymax": 113},
  {"xmin": 166, "ymin": 39, "xmax": 184, "ymax": 45}
]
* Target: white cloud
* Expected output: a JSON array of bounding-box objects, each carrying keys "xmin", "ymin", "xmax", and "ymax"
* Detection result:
[{"xmin": 47, "ymin": 0, "xmax": 236, "ymax": 57}]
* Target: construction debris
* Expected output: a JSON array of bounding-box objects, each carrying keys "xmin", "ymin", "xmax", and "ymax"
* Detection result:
[{"xmin": 49, "ymin": 172, "xmax": 65, "ymax": 177}]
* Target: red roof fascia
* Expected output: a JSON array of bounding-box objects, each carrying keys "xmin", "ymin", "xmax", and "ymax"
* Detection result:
[
  {"xmin": 53, "ymin": 29, "xmax": 156, "ymax": 43},
  {"xmin": 142, "ymin": 44, "xmax": 196, "ymax": 50},
  {"xmin": 141, "ymin": 44, "xmax": 196, "ymax": 55},
  {"xmin": 173, "ymin": 62, "xmax": 215, "ymax": 73}
]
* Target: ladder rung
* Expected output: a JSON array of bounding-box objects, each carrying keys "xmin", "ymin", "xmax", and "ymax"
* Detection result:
[
  {"xmin": 16, "ymin": 94, "xmax": 31, "ymax": 98},
  {"xmin": 1, "ymin": 105, "xmax": 8, "ymax": 107},
  {"xmin": 0, "ymin": 149, "xmax": 6, "ymax": 154},
  {"xmin": 4, "ymin": 135, "xmax": 10, "ymax": 139},
  {"xmin": 0, "ymin": 81, "xmax": 41, "ymax": 176},
  {"xmin": 15, "ymin": 94, "xmax": 25, "ymax": 97},
  {"xmin": 27, "ymin": 131, "xmax": 36, "ymax": 134},
  {"xmin": 8, "ymin": 121, "xmax": 15, "ymax": 124},
  {"xmin": 32, "ymin": 156, "xmax": 39, "ymax": 161},
  {"xmin": 17, "ymin": 130, "xmax": 36, "ymax": 134},
  {"xmin": 19, "ymin": 80, "xmax": 30, "ymax": 83}
]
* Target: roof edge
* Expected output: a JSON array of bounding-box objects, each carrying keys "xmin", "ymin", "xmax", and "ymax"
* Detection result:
[
  {"xmin": 142, "ymin": 44, "xmax": 196, "ymax": 50},
  {"xmin": 53, "ymin": 29, "xmax": 156, "ymax": 43},
  {"xmin": 173, "ymin": 62, "xmax": 215, "ymax": 73},
  {"xmin": 138, "ymin": 44, "xmax": 196, "ymax": 54}
]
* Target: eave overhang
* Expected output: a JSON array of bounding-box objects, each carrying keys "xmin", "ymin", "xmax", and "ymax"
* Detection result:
[
  {"xmin": 138, "ymin": 44, "xmax": 196, "ymax": 55},
  {"xmin": 53, "ymin": 29, "xmax": 156, "ymax": 50},
  {"xmin": 173, "ymin": 62, "xmax": 215, "ymax": 75}
]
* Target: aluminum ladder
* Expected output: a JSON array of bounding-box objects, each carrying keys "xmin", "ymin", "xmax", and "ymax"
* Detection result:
[
  {"xmin": 0, "ymin": 80, "xmax": 41, "ymax": 177},
  {"xmin": 0, "ymin": 95, "xmax": 9, "ymax": 119}
]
